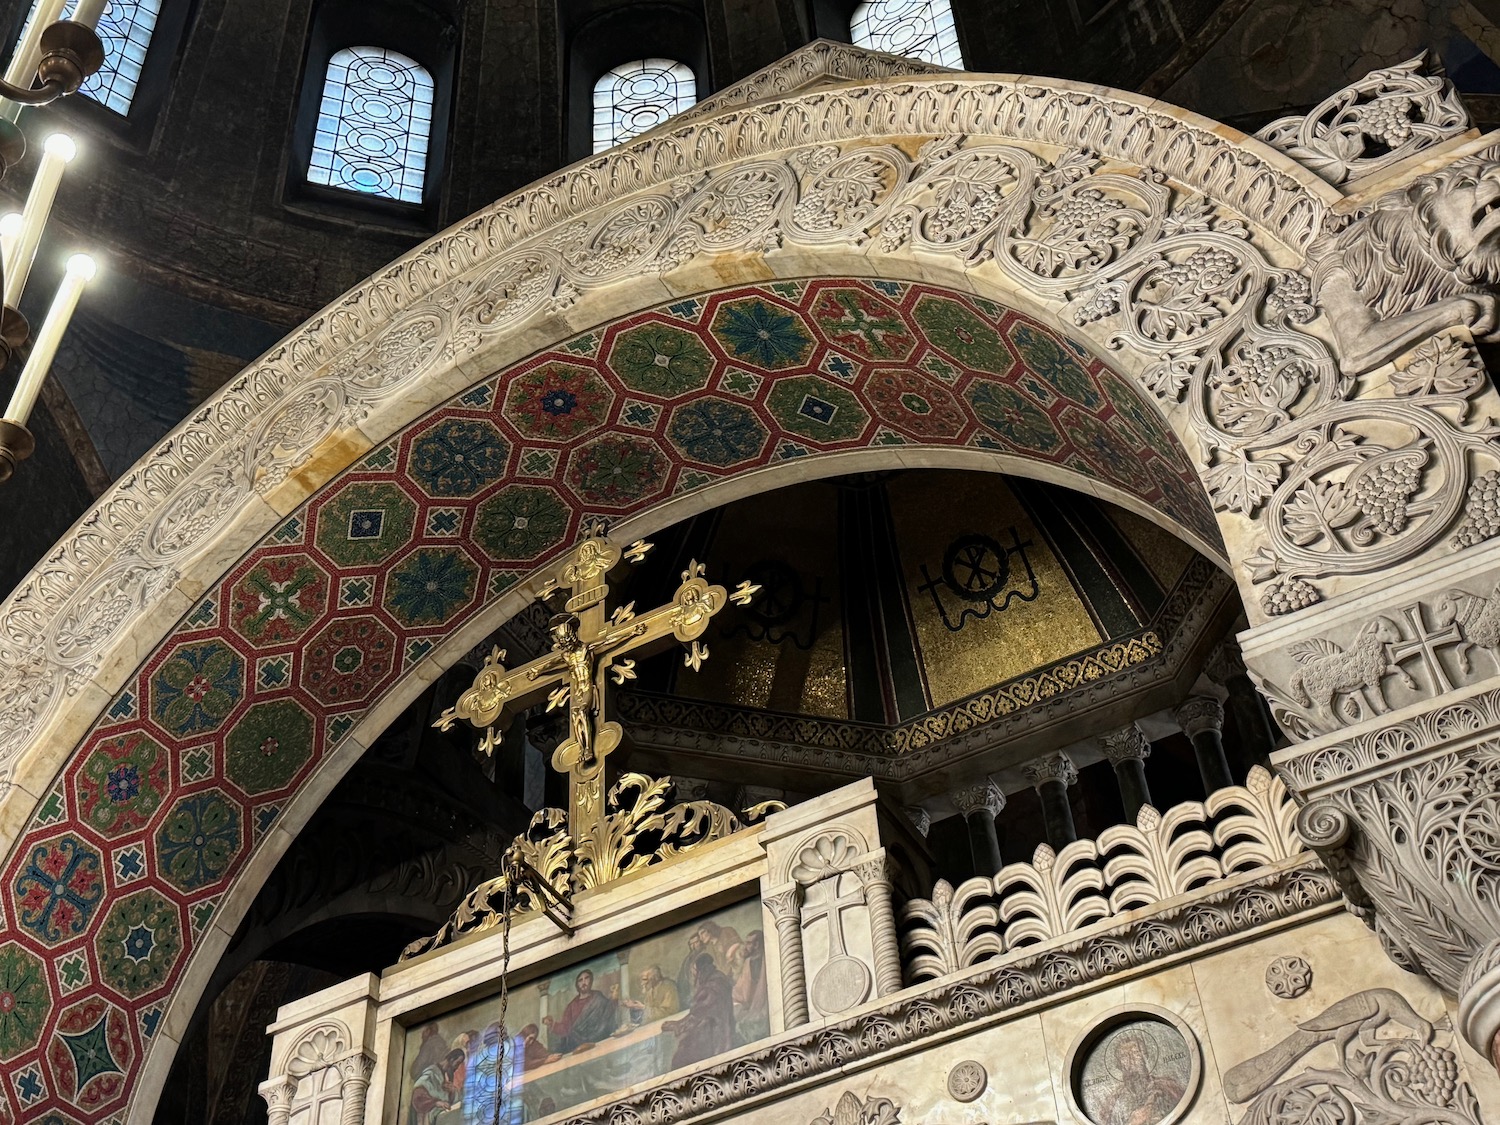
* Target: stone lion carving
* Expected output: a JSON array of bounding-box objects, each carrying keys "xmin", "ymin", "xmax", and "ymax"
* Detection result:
[{"xmin": 1309, "ymin": 158, "xmax": 1500, "ymax": 375}]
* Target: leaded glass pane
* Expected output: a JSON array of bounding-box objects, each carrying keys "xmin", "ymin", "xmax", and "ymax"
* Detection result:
[
  {"xmin": 592, "ymin": 58, "xmax": 696, "ymax": 153},
  {"xmin": 850, "ymin": 0, "xmax": 964, "ymax": 68},
  {"xmin": 13, "ymin": 0, "xmax": 164, "ymax": 114},
  {"xmin": 307, "ymin": 46, "xmax": 435, "ymax": 204}
]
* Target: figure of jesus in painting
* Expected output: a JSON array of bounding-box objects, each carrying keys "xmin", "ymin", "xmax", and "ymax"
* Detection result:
[{"xmin": 544, "ymin": 969, "xmax": 621, "ymax": 1056}]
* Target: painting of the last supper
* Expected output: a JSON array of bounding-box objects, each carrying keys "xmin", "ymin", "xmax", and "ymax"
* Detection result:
[{"xmin": 398, "ymin": 897, "xmax": 769, "ymax": 1123}]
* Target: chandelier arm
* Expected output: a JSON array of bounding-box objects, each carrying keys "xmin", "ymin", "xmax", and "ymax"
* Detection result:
[{"xmin": 0, "ymin": 78, "xmax": 66, "ymax": 106}]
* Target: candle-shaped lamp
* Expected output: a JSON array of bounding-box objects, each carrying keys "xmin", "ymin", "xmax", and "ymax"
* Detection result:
[
  {"xmin": 5, "ymin": 132, "xmax": 74, "ymax": 310},
  {"xmin": 72, "ymin": 0, "xmax": 108, "ymax": 29},
  {"xmin": 4, "ymin": 252, "xmax": 94, "ymax": 426},
  {"xmin": 0, "ymin": 212, "xmax": 23, "ymax": 281},
  {"xmin": 0, "ymin": 0, "xmax": 69, "ymax": 122}
]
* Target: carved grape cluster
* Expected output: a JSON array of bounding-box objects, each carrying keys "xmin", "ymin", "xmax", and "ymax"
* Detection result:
[
  {"xmin": 1048, "ymin": 190, "xmax": 1124, "ymax": 230},
  {"xmin": 1354, "ymin": 95, "xmax": 1416, "ymax": 147},
  {"xmin": 1401, "ymin": 1040, "xmax": 1461, "ymax": 1107},
  {"xmin": 1353, "ymin": 458, "xmax": 1422, "ymax": 535},
  {"xmin": 1261, "ymin": 578, "xmax": 1321, "ymax": 616},
  {"xmin": 1161, "ymin": 246, "xmax": 1239, "ymax": 294},
  {"xmin": 1452, "ymin": 470, "xmax": 1500, "ymax": 549}
]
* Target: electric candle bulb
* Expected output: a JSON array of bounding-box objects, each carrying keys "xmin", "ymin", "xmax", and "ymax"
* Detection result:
[
  {"xmin": 72, "ymin": 0, "xmax": 108, "ymax": 30},
  {"xmin": 0, "ymin": 213, "xmax": 23, "ymax": 280},
  {"xmin": 5, "ymin": 133, "xmax": 76, "ymax": 310},
  {"xmin": 4, "ymin": 253, "xmax": 95, "ymax": 425}
]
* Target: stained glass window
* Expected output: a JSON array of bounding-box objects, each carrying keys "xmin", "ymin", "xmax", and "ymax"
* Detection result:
[
  {"xmin": 13, "ymin": 0, "xmax": 163, "ymax": 114},
  {"xmin": 850, "ymin": 0, "xmax": 964, "ymax": 68},
  {"xmin": 592, "ymin": 58, "xmax": 696, "ymax": 152},
  {"xmin": 307, "ymin": 46, "xmax": 434, "ymax": 204}
]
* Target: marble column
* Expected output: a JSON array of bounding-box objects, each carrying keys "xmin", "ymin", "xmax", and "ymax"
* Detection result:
[
  {"xmin": 765, "ymin": 887, "xmax": 809, "ymax": 1028},
  {"xmin": 1175, "ymin": 695, "xmax": 1234, "ymax": 794},
  {"xmin": 951, "ymin": 779, "xmax": 1006, "ymax": 875},
  {"xmin": 856, "ymin": 856, "xmax": 905, "ymax": 995},
  {"xmin": 1207, "ymin": 639, "xmax": 1278, "ymax": 769},
  {"xmin": 337, "ymin": 1053, "xmax": 375, "ymax": 1125},
  {"xmin": 1099, "ymin": 722, "xmax": 1153, "ymax": 821},
  {"xmin": 1024, "ymin": 752, "xmax": 1079, "ymax": 849}
]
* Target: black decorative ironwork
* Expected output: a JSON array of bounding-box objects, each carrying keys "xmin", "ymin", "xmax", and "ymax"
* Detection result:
[
  {"xmin": 592, "ymin": 58, "xmax": 696, "ymax": 152},
  {"xmin": 850, "ymin": 0, "xmax": 964, "ymax": 68},
  {"xmin": 307, "ymin": 45, "xmax": 434, "ymax": 204}
]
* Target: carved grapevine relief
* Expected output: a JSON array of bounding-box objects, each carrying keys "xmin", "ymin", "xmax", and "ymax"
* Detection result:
[
  {"xmin": 4, "ymin": 71, "xmax": 1500, "ymax": 785},
  {"xmin": 1224, "ymin": 988, "xmax": 1483, "ymax": 1125},
  {"xmin": 1264, "ymin": 956, "xmax": 1313, "ymax": 999}
]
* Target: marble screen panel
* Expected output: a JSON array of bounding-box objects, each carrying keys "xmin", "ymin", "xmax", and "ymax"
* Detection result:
[{"xmin": 398, "ymin": 897, "xmax": 769, "ymax": 1123}]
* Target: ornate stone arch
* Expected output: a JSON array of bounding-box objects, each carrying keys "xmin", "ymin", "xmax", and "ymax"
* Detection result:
[{"xmin": 1, "ymin": 55, "xmax": 1498, "ymax": 1119}]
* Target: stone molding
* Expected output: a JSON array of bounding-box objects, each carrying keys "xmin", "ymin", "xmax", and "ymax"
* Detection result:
[
  {"xmin": 1459, "ymin": 937, "xmax": 1500, "ymax": 1071},
  {"xmin": 554, "ymin": 861, "xmax": 1338, "ymax": 1125}
]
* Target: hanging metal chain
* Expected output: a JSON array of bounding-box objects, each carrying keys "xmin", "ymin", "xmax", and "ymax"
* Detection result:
[{"xmin": 491, "ymin": 845, "xmax": 519, "ymax": 1125}]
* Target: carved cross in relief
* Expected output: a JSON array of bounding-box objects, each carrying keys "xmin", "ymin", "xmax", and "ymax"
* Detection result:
[{"xmin": 435, "ymin": 530, "xmax": 758, "ymax": 842}]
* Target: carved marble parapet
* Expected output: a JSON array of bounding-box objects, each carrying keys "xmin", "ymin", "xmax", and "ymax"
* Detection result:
[
  {"xmin": 951, "ymin": 778, "xmax": 1006, "ymax": 817},
  {"xmin": 260, "ymin": 975, "xmax": 380, "ymax": 1125},
  {"xmin": 1023, "ymin": 752, "xmax": 1078, "ymax": 789},
  {"xmin": 1099, "ymin": 722, "xmax": 1152, "ymax": 764}
]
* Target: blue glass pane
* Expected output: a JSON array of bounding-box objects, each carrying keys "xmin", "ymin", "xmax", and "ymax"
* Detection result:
[
  {"xmin": 850, "ymin": 0, "xmax": 964, "ymax": 68},
  {"xmin": 306, "ymin": 45, "xmax": 435, "ymax": 204},
  {"xmin": 592, "ymin": 58, "xmax": 696, "ymax": 153},
  {"xmin": 13, "ymin": 0, "xmax": 164, "ymax": 114}
]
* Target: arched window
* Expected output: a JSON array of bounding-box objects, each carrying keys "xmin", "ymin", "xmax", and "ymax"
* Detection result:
[
  {"xmin": 306, "ymin": 46, "xmax": 435, "ymax": 204},
  {"xmin": 12, "ymin": 0, "xmax": 164, "ymax": 114},
  {"xmin": 592, "ymin": 58, "xmax": 696, "ymax": 152},
  {"xmin": 850, "ymin": 0, "xmax": 964, "ymax": 68}
]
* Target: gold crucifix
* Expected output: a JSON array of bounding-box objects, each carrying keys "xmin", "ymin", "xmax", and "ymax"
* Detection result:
[{"xmin": 435, "ymin": 532, "xmax": 757, "ymax": 843}]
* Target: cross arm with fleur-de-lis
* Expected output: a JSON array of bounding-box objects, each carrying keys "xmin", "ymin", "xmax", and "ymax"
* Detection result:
[{"xmin": 435, "ymin": 532, "xmax": 757, "ymax": 842}]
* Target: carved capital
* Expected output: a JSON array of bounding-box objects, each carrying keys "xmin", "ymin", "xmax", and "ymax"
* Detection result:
[
  {"xmin": 1099, "ymin": 723, "xmax": 1152, "ymax": 765},
  {"xmin": 1460, "ymin": 937, "xmax": 1500, "ymax": 1071},
  {"xmin": 904, "ymin": 805, "xmax": 931, "ymax": 837},
  {"xmin": 1175, "ymin": 696, "xmax": 1225, "ymax": 740},
  {"xmin": 1205, "ymin": 638, "xmax": 1247, "ymax": 686},
  {"xmin": 765, "ymin": 887, "xmax": 801, "ymax": 924},
  {"xmin": 1023, "ymin": 752, "xmax": 1078, "ymax": 789},
  {"xmin": 950, "ymin": 778, "xmax": 1005, "ymax": 818},
  {"xmin": 336, "ymin": 1050, "xmax": 375, "ymax": 1086},
  {"xmin": 258, "ymin": 1076, "xmax": 300, "ymax": 1125}
]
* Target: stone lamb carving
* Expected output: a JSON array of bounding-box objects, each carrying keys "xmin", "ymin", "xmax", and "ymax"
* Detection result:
[
  {"xmin": 1286, "ymin": 617, "xmax": 1413, "ymax": 720},
  {"xmin": 1308, "ymin": 157, "xmax": 1500, "ymax": 376},
  {"xmin": 1435, "ymin": 582, "xmax": 1500, "ymax": 674}
]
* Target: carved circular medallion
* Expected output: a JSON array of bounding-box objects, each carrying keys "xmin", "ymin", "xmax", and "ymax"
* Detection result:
[
  {"xmin": 1264, "ymin": 955, "xmax": 1313, "ymax": 999},
  {"xmin": 947, "ymin": 1060, "xmax": 987, "ymax": 1102},
  {"xmin": 1066, "ymin": 1006, "xmax": 1201, "ymax": 1125},
  {"xmin": 810, "ymin": 954, "xmax": 873, "ymax": 1016}
]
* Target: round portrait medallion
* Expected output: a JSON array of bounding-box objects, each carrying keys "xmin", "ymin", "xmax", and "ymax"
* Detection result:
[{"xmin": 1068, "ymin": 1008, "xmax": 1201, "ymax": 1125}]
